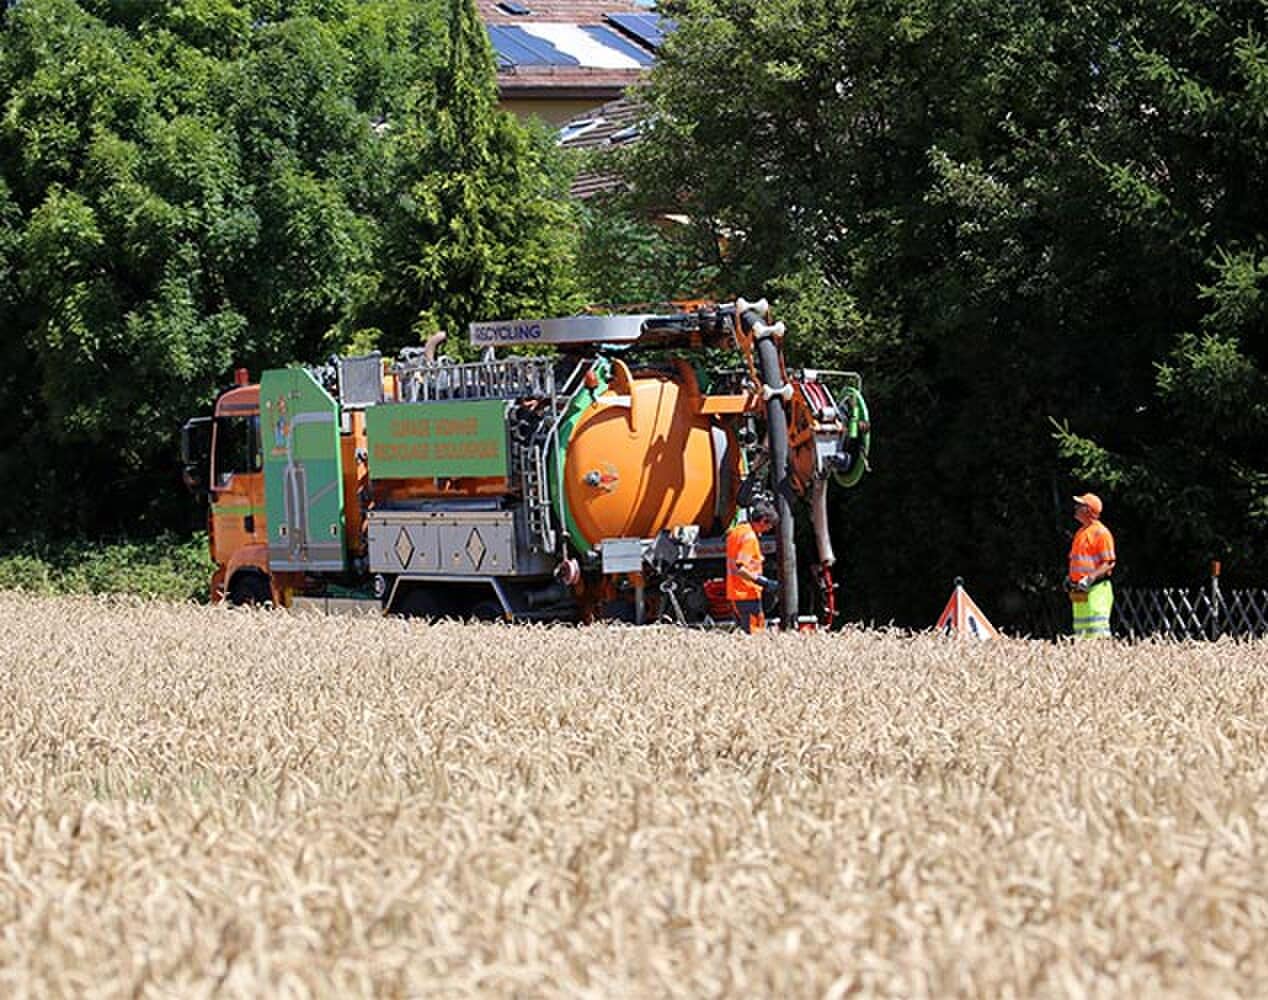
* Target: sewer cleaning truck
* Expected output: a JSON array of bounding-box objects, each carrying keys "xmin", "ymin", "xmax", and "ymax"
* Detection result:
[{"xmin": 180, "ymin": 299, "xmax": 869, "ymax": 626}]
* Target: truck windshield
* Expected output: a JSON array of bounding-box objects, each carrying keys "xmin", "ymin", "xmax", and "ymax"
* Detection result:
[{"xmin": 213, "ymin": 415, "xmax": 262, "ymax": 487}]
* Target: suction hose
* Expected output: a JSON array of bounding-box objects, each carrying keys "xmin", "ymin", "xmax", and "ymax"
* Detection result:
[
  {"xmin": 811, "ymin": 476, "xmax": 837, "ymax": 628},
  {"xmin": 422, "ymin": 330, "xmax": 447, "ymax": 363},
  {"xmin": 750, "ymin": 314, "xmax": 798, "ymax": 627},
  {"xmin": 811, "ymin": 477, "xmax": 835, "ymax": 568}
]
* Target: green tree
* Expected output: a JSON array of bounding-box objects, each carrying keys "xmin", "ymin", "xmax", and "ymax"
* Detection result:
[
  {"xmin": 572, "ymin": 194, "xmax": 720, "ymax": 306},
  {"xmin": 0, "ymin": 0, "xmax": 580, "ymax": 537},
  {"xmin": 1052, "ymin": 2, "xmax": 1268, "ymax": 586},
  {"xmin": 629, "ymin": 0, "xmax": 1268, "ymax": 627},
  {"xmin": 367, "ymin": 0, "xmax": 582, "ymax": 354}
]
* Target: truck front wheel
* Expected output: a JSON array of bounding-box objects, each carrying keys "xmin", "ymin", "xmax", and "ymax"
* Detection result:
[{"xmin": 228, "ymin": 571, "xmax": 272, "ymax": 607}]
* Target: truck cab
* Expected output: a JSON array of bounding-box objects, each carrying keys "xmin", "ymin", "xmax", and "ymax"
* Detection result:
[{"xmin": 182, "ymin": 374, "xmax": 270, "ymax": 603}]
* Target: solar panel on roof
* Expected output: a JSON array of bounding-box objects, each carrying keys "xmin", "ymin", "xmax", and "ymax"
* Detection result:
[
  {"xmin": 516, "ymin": 24, "xmax": 648, "ymax": 69},
  {"xmin": 487, "ymin": 25, "xmax": 580, "ymax": 67},
  {"xmin": 579, "ymin": 25, "xmax": 655, "ymax": 66},
  {"xmin": 604, "ymin": 12, "xmax": 675, "ymax": 50}
]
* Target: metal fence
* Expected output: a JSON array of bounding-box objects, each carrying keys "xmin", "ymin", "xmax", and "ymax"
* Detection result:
[{"xmin": 1116, "ymin": 581, "xmax": 1268, "ymax": 640}]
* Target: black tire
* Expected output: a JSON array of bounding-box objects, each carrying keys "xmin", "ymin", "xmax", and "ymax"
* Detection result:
[
  {"xmin": 395, "ymin": 586, "xmax": 446, "ymax": 620},
  {"xmin": 228, "ymin": 571, "xmax": 272, "ymax": 607},
  {"xmin": 468, "ymin": 599, "xmax": 506, "ymax": 622}
]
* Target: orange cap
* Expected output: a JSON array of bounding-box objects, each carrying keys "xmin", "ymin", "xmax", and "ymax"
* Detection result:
[{"xmin": 1072, "ymin": 493, "xmax": 1103, "ymax": 516}]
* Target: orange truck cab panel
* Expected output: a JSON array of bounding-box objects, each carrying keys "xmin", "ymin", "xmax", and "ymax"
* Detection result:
[
  {"xmin": 208, "ymin": 385, "xmax": 267, "ymax": 600},
  {"xmin": 202, "ymin": 381, "xmax": 371, "ymax": 603}
]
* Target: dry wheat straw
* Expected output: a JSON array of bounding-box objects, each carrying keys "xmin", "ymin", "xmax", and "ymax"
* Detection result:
[{"xmin": 0, "ymin": 593, "xmax": 1267, "ymax": 997}]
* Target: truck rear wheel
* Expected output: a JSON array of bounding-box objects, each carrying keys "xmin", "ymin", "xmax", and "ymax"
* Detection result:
[
  {"xmin": 396, "ymin": 586, "xmax": 445, "ymax": 620},
  {"xmin": 468, "ymin": 599, "xmax": 506, "ymax": 622}
]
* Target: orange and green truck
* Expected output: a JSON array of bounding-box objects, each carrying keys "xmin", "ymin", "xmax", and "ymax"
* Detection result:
[{"xmin": 181, "ymin": 300, "xmax": 869, "ymax": 626}]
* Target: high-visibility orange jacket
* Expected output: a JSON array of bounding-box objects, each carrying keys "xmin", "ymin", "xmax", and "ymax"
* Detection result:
[
  {"xmin": 1069, "ymin": 521, "xmax": 1116, "ymax": 583},
  {"xmin": 726, "ymin": 522, "xmax": 763, "ymax": 601}
]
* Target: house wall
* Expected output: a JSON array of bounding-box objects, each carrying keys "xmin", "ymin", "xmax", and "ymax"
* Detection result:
[{"xmin": 500, "ymin": 96, "xmax": 617, "ymax": 124}]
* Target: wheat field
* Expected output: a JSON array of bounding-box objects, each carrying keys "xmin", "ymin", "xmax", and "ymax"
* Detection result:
[{"xmin": 1, "ymin": 593, "xmax": 1267, "ymax": 997}]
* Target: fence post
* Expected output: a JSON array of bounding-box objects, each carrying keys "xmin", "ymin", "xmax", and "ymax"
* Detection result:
[{"xmin": 1210, "ymin": 561, "xmax": 1222, "ymax": 640}]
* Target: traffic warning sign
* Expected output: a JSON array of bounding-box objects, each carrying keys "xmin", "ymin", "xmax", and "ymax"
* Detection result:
[{"xmin": 935, "ymin": 578, "xmax": 1001, "ymax": 639}]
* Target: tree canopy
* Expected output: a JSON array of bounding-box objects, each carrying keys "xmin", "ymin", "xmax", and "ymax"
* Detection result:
[
  {"xmin": 625, "ymin": 0, "xmax": 1268, "ymax": 627},
  {"xmin": 3, "ymin": 0, "xmax": 1265, "ymax": 629},
  {"xmin": 0, "ymin": 0, "xmax": 580, "ymax": 535}
]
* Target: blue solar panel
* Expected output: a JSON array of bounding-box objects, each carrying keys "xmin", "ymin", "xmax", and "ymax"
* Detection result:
[
  {"xmin": 604, "ymin": 12, "xmax": 675, "ymax": 50},
  {"xmin": 487, "ymin": 25, "xmax": 580, "ymax": 67},
  {"xmin": 581, "ymin": 26, "xmax": 656, "ymax": 66}
]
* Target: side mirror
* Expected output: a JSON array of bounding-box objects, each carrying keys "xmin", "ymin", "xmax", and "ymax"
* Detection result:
[{"xmin": 180, "ymin": 417, "xmax": 212, "ymax": 496}]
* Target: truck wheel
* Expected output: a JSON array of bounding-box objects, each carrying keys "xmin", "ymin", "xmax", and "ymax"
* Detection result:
[
  {"xmin": 396, "ymin": 586, "xmax": 445, "ymax": 620},
  {"xmin": 228, "ymin": 572, "xmax": 272, "ymax": 607},
  {"xmin": 469, "ymin": 599, "xmax": 506, "ymax": 622}
]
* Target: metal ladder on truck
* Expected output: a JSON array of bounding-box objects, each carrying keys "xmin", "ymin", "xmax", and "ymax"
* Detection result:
[{"xmin": 519, "ymin": 359, "xmax": 591, "ymax": 555}]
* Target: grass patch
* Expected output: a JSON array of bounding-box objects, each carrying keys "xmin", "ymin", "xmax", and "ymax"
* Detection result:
[{"xmin": 0, "ymin": 534, "xmax": 212, "ymax": 602}]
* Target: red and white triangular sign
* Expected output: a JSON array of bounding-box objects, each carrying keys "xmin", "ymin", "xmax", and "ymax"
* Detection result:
[{"xmin": 934, "ymin": 581, "xmax": 1001, "ymax": 640}]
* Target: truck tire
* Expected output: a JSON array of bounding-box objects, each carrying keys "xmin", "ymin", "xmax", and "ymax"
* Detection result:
[
  {"xmin": 396, "ymin": 586, "xmax": 445, "ymax": 620},
  {"xmin": 228, "ymin": 571, "xmax": 272, "ymax": 607},
  {"xmin": 469, "ymin": 599, "xmax": 506, "ymax": 622}
]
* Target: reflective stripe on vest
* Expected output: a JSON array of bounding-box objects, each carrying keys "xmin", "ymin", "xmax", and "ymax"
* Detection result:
[{"xmin": 1069, "ymin": 521, "xmax": 1116, "ymax": 581}]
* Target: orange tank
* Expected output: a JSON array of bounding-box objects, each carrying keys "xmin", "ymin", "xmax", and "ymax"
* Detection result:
[{"xmin": 562, "ymin": 360, "xmax": 739, "ymax": 549}]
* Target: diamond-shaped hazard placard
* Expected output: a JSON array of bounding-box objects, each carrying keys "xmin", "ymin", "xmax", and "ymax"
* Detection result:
[
  {"xmin": 465, "ymin": 528, "xmax": 486, "ymax": 571},
  {"xmin": 394, "ymin": 528, "xmax": 414, "ymax": 569}
]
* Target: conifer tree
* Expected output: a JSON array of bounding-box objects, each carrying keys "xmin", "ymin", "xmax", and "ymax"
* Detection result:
[{"xmin": 374, "ymin": 0, "xmax": 579, "ymax": 352}]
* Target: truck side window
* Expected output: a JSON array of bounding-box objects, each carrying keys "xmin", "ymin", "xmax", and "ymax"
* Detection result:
[{"xmin": 213, "ymin": 415, "xmax": 262, "ymax": 487}]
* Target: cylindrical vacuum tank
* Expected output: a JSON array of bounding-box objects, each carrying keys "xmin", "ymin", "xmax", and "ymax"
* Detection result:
[{"xmin": 560, "ymin": 373, "xmax": 739, "ymax": 551}]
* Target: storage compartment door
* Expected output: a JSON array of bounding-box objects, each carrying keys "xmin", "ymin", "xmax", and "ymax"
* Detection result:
[{"xmin": 261, "ymin": 368, "xmax": 346, "ymax": 571}]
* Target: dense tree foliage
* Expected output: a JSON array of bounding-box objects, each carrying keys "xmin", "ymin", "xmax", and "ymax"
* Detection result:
[
  {"xmin": 573, "ymin": 198, "xmax": 720, "ymax": 307},
  {"xmin": 628, "ymin": 0, "xmax": 1268, "ymax": 627},
  {"xmin": 4, "ymin": 0, "xmax": 1264, "ymax": 630},
  {"xmin": 0, "ymin": 0, "xmax": 579, "ymax": 535}
]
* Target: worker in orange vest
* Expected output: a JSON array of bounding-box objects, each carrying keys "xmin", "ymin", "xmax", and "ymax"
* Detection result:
[
  {"xmin": 1066, "ymin": 492, "xmax": 1117, "ymax": 638},
  {"xmin": 726, "ymin": 500, "xmax": 779, "ymax": 633}
]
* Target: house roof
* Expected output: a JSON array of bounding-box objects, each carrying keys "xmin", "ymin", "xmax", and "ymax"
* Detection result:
[
  {"xmin": 477, "ymin": 1, "xmax": 670, "ymax": 99},
  {"xmin": 558, "ymin": 96, "xmax": 644, "ymax": 198},
  {"xmin": 477, "ymin": 1, "xmax": 656, "ymax": 24},
  {"xmin": 558, "ymin": 96, "xmax": 642, "ymax": 149}
]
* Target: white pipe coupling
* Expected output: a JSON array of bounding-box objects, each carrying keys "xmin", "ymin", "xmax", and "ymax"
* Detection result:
[
  {"xmin": 752, "ymin": 320, "xmax": 785, "ymax": 342},
  {"xmin": 762, "ymin": 383, "xmax": 794, "ymax": 402}
]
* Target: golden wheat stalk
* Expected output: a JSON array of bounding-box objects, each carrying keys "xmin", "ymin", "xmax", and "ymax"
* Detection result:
[{"xmin": 0, "ymin": 593, "xmax": 1265, "ymax": 997}]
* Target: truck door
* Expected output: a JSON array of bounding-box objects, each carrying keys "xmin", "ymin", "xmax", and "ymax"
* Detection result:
[{"xmin": 206, "ymin": 391, "xmax": 265, "ymax": 570}]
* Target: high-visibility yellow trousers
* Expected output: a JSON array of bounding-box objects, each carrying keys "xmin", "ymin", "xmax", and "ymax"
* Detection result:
[{"xmin": 1072, "ymin": 580, "xmax": 1113, "ymax": 638}]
